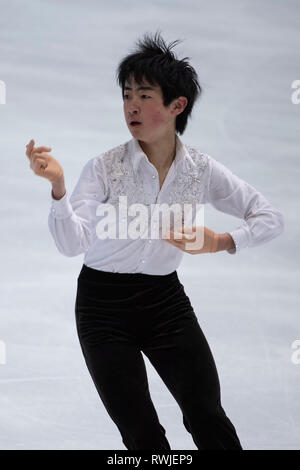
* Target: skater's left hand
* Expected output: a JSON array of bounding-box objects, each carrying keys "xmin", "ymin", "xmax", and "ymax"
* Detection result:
[{"xmin": 162, "ymin": 225, "xmax": 220, "ymax": 254}]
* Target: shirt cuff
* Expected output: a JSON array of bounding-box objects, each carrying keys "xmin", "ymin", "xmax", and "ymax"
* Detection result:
[
  {"xmin": 50, "ymin": 190, "xmax": 73, "ymax": 219},
  {"xmin": 227, "ymin": 227, "xmax": 249, "ymax": 255}
]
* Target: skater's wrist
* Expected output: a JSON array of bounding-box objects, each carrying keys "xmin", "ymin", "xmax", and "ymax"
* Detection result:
[
  {"xmin": 51, "ymin": 174, "xmax": 66, "ymax": 200},
  {"xmin": 217, "ymin": 233, "xmax": 235, "ymax": 252}
]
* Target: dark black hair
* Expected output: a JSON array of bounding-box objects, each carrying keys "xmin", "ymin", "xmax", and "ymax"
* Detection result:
[{"xmin": 116, "ymin": 30, "xmax": 202, "ymax": 135}]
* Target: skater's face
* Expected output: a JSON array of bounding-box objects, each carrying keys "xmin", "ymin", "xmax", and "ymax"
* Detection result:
[{"xmin": 123, "ymin": 75, "xmax": 183, "ymax": 142}]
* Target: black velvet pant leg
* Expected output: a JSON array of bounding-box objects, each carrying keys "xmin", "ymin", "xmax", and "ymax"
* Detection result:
[
  {"xmin": 141, "ymin": 289, "xmax": 243, "ymax": 450},
  {"xmin": 75, "ymin": 267, "xmax": 171, "ymax": 450}
]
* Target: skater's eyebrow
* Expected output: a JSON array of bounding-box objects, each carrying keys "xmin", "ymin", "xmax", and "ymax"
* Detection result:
[{"xmin": 124, "ymin": 85, "xmax": 156, "ymax": 91}]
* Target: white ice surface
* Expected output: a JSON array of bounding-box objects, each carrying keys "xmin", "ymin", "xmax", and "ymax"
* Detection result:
[{"xmin": 0, "ymin": 0, "xmax": 299, "ymax": 450}]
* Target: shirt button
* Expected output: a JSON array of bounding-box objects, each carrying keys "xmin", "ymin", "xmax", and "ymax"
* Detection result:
[
  {"xmin": 141, "ymin": 260, "xmax": 145, "ymax": 263},
  {"xmin": 148, "ymin": 240, "xmax": 152, "ymax": 244},
  {"xmin": 152, "ymin": 175, "xmax": 156, "ymax": 179}
]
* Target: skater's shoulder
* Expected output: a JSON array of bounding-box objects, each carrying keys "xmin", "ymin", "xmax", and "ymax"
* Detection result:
[
  {"xmin": 182, "ymin": 141, "xmax": 211, "ymax": 172},
  {"xmin": 183, "ymin": 142, "xmax": 230, "ymax": 174}
]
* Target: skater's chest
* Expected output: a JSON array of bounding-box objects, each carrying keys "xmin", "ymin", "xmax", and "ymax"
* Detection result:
[{"xmin": 104, "ymin": 149, "xmax": 210, "ymax": 208}]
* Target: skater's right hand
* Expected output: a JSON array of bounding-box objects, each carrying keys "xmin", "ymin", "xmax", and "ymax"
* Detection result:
[{"xmin": 25, "ymin": 139, "xmax": 64, "ymax": 184}]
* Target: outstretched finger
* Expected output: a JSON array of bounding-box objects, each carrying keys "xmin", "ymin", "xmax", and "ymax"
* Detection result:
[
  {"xmin": 32, "ymin": 150, "xmax": 50, "ymax": 159},
  {"xmin": 33, "ymin": 146, "xmax": 52, "ymax": 154},
  {"xmin": 26, "ymin": 139, "xmax": 35, "ymax": 158}
]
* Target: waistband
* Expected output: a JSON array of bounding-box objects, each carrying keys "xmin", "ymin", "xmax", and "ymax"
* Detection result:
[{"xmin": 78, "ymin": 264, "xmax": 179, "ymax": 285}]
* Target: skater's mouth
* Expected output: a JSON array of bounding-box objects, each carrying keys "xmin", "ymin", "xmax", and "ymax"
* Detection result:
[{"xmin": 130, "ymin": 121, "xmax": 142, "ymax": 127}]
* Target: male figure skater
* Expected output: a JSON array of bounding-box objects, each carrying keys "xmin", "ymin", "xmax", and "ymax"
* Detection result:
[{"xmin": 25, "ymin": 32, "xmax": 284, "ymax": 450}]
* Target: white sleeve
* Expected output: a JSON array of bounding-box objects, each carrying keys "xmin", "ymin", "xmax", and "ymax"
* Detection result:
[
  {"xmin": 206, "ymin": 156, "xmax": 284, "ymax": 254},
  {"xmin": 48, "ymin": 157, "xmax": 108, "ymax": 257}
]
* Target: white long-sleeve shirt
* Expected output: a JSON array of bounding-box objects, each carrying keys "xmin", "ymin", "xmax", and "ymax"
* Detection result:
[{"xmin": 48, "ymin": 135, "xmax": 284, "ymax": 274}]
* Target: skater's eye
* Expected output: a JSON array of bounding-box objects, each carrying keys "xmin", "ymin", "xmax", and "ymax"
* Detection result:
[{"xmin": 123, "ymin": 95, "xmax": 151, "ymax": 99}]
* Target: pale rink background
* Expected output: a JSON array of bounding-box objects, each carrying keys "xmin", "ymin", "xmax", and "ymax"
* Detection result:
[{"xmin": 0, "ymin": 0, "xmax": 299, "ymax": 450}]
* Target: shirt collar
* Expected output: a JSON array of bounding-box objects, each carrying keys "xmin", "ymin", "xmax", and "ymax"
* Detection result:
[{"xmin": 128, "ymin": 134, "xmax": 193, "ymax": 176}]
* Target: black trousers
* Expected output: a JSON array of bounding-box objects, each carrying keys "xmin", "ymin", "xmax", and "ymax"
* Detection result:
[{"xmin": 75, "ymin": 264, "xmax": 243, "ymax": 450}]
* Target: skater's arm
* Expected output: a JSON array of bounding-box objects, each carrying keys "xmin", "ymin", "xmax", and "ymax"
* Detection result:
[
  {"xmin": 206, "ymin": 156, "xmax": 285, "ymax": 254},
  {"xmin": 48, "ymin": 157, "xmax": 108, "ymax": 257},
  {"xmin": 25, "ymin": 138, "xmax": 107, "ymax": 257}
]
